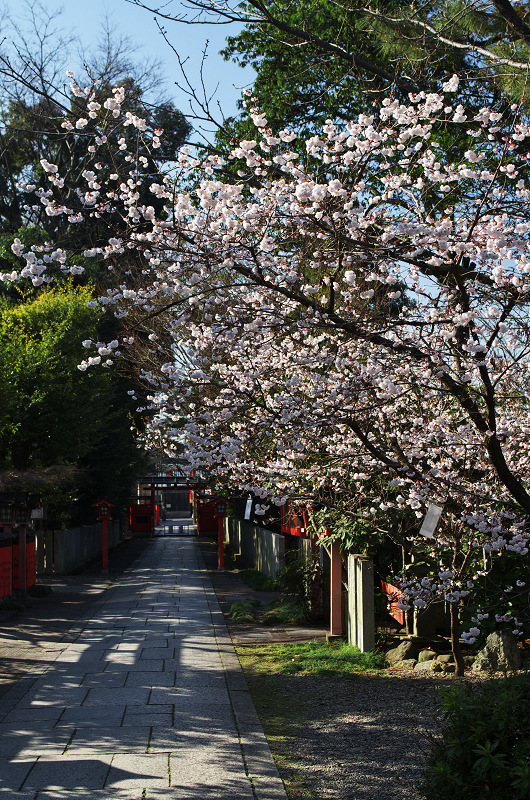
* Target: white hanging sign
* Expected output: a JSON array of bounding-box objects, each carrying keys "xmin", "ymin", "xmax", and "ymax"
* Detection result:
[
  {"xmin": 419, "ymin": 503, "xmax": 444, "ymax": 539},
  {"xmin": 244, "ymin": 496, "xmax": 253, "ymax": 521}
]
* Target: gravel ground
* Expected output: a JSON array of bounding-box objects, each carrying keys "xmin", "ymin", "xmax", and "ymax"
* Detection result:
[
  {"xmin": 248, "ymin": 668, "xmax": 494, "ymax": 800},
  {"xmin": 262, "ymin": 672, "xmax": 447, "ymax": 800}
]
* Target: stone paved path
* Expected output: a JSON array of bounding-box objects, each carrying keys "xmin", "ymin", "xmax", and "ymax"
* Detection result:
[{"xmin": 0, "ymin": 537, "xmax": 287, "ymax": 799}]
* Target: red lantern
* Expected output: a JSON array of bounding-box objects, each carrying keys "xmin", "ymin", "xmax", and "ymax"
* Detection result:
[{"xmin": 92, "ymin": 500, "xmax": 116, "ymax": 574}]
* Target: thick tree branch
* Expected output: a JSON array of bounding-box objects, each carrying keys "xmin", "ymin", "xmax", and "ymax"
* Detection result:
[
  {"xmin": 359, "ymin": 6, "xmax": 530, "ymax": 70},
  {"xmin": 493, "ymin": 0, "xmax": 530, "ymax": 49}
]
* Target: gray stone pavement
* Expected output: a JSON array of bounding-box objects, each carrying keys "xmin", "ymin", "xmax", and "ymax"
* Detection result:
[{"xmin": 0, "ymin": 537, "xmax": 288, "ymax": 799}]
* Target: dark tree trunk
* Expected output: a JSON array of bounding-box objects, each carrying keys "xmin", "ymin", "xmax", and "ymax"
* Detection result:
[{"xmin": 450, "ymin": 602, "xmax": 465, "ymax": 676}]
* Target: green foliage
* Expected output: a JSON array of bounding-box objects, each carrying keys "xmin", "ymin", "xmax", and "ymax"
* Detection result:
[
  {"xmin": 363, "ymin": 0, "xmax": 530, "ymax": 109},
  {"xmin": 311, "ymin": 505, "xmax": 386, "ymax": 555},
  {"xmin": 27, "ymin": 584, "xmax": 52, "ymax": 597},
  {"xmin": 419, "ymin": 674, "xmax": 530, "ymax": 799},
  {"xmin": 0, "ymin": 285, "xmax": 145, "ymax": 526},
  {"xmin": 0, "ymin": 594, "xmax": 33, "ymax": 611},
  {"xmin": 239, "ymin": 641, "xmax": 386, "ymax": 676},
  {"xmin": 275, "ymin": 552, "xmax": 318, "ymax": 609},
  {"xmin": 230, "ymin": 598, "xmax": 261, "ymax": 622},
  {"xmin": 0, "ymin": 285, "xmax": 103, "ymax": 467},
  {"xmin": 263, "ymin": 597, "xmax": 309, "ymax": 625},
  {"xmin": 221, "ymin": 0, "xmax": 387, "ymax": 138},
  {"xmin": 0, "ymin": 225, "xmax": 48, "ymax": 271},
  {"xmin": 217, "ymin": 0, "xmax": 529, "ymax": 175},
  {"xmin": 238, "ymin": 568, "xmax": 277, "ymax": 591},
  {"xmin": 460, "ymin": 548, "xmax": 530, "ymax": 650}
]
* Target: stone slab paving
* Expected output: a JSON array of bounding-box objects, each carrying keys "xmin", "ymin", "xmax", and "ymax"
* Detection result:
[
  {"xmin": 0, "ymin": 539, "xmax": 155, "ymax": 703},
  {"xmin": 0, "ymin": 538, "xmax": 287, "ymax": 800}
]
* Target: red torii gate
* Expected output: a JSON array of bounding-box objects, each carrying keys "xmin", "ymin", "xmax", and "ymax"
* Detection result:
[{"xmin": 130, "ymin": 474, "xmax": 200, "ymax": 534}]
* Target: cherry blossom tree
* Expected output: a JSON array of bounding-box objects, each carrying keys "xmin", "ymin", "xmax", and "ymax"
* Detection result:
[{"xmin": 5, "ymin": 72, "xmax": 530, "ymax": 672}]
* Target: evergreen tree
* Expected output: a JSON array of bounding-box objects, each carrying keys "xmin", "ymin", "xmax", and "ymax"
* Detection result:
[{"xmin": 0, "ymin": 286, "xmax": 146, "ymax": 528}]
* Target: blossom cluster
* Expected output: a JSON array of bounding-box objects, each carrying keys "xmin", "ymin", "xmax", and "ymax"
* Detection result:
[{"xmin": 5, "ymin": 72, "xmax": 530, "ymax": 643}]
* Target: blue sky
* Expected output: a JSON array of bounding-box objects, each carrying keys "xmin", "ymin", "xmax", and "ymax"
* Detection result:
[{"xmin": 10, "ymin": 1, "xmax": 254, "ymax": 122}]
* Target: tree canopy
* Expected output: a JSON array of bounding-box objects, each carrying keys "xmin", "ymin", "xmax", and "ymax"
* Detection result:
[
  {"xmin": 6, "ymin": 1, "xmax": 530, "ymax": 668},
  {"xmin": 131, "ymin": 0, "xmax": 530, "ymax": 130},
  {"xmin": 0, "ymin": 7, "xmax": 181, "ymax": 519},
  {"xmin": 6, "ymin": 74, "xmax": 530, "ymax": 665},
  {"xmin": 0, "ymin": 285, "xmax": 145, "ymax": 526}
]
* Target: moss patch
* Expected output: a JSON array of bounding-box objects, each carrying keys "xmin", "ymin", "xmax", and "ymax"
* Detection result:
[
  {"xmin": 238, "ymin": 641, "xmax": 386, "ymax": 677},
  {"xmin": 262, "ymin": 597, "xmax": 308, "ymax": 626}
]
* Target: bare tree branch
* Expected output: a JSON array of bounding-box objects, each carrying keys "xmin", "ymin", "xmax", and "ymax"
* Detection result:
[{"xmin": 127, "ymin": 0, "xmax": 423, "ymax": 94}]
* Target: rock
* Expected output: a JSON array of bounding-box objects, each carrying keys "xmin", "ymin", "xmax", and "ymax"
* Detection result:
[
  {"xmin": 414, "ymin": 659, "xmax": 443, "ymax": 672},
  {"xmin": 418, "ymin": 649, "xmax": 437, "ymax": 663},
  {"xmin": 441, "ymin": 663, "xmax": 456, "ymax": 673},
  {"xmin": 385, "ymin": 640, "xmax": 418, "ymax": 666},
  {"xmin": 471, "ymin": 629, "xmax": 522, "ymax": 673},
  {"xmin": 436, "ymin": 653, "xmax": 454, "ymax": 664},
  {"xmin": 463, "ymin": 655, "xmax": 476, "ymax": 666},
  {"xmin": 519, "ymin": 652, "xmax": 530, "ymax": 670},
  {"xmin": 394, "ymin": 659, "xmax": 417, "ymax": 670}
]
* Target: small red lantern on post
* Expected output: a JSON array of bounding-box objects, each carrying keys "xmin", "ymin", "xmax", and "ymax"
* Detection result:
[
  {"xmin": 92, "ymin": 500, "xmax": 116, "ymax": 575},
  {"xmin": 215, "ymin": 498, "xmax": 227, "ymax": 570}
]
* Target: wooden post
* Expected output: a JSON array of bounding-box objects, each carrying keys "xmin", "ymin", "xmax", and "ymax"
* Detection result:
[
  {"xmin": 36, "ymin": 530, "xmax": 44, "ymax": 574},
  {"xmin": 18, "ymin": 524, "xmax": 27, "ymax": 592},
  {"xmin": 101, "ymin": 518, "xmax": 109, "ymax": 575},
  {"xmin": 218, "ymin": 514, "xmax": 225, "ymax": 569},
  {"xmin": 347, "ymin": 555, "xmax": 375, "ymax": 651},
  {"xmin": 195, "ymin": 494, "xmax": 201, "ymax": 535},
  {"xmin": 150, "ymin": 485, "xmax": 156, "ymax": 536},
  {"xmin": 92, "ymin": 500, "xmax": 115, "ymax": 574},
  {"xmin": 329, "ymin": 540, "xmax": 343, "ymax": 635}
]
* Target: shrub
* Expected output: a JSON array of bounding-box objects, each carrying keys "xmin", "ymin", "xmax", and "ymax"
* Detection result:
[
  {"xmin": 275, "ymin": 552, "xmax": 317, "ymax": 613},
  {"xmin": 27, "ymin": 584, "xmax": 52, "ymax": 597},
  {"xmin": 237, "ymin": 568, "xmax": 277, "ymax": 591},
  {"xmin": 0, "ymin": 595, "xmax": 32, "ymax": 611},
  {"xmin": 262, "ymin": 597, "xmax": 308, "ymax": 625},
  {"xmin": 230, "ymin": 598, "xmax": 260, "ymax": 622},
  {"xmin": 419, "ymin": 673, "xmax": 530, "ymax": 800}
]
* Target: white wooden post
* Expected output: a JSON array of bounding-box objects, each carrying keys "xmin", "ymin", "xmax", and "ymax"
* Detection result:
[{"xmin": 348, "ymin": 554, "xmax": 375, "ymax": 651}]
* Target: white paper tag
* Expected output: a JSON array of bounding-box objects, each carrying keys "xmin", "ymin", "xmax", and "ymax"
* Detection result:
[
  {"xmin": 419, "ymin": 503, "xmax": 443, "ymax": 539},
  {"xmin": 244, "ymin": 496, "xmax": 253, "ymax": 520}
]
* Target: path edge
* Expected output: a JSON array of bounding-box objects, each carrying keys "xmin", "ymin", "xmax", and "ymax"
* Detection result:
[{"xmin": 197, "ymin": 546, "xmax": 289, "ymax": 800}]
